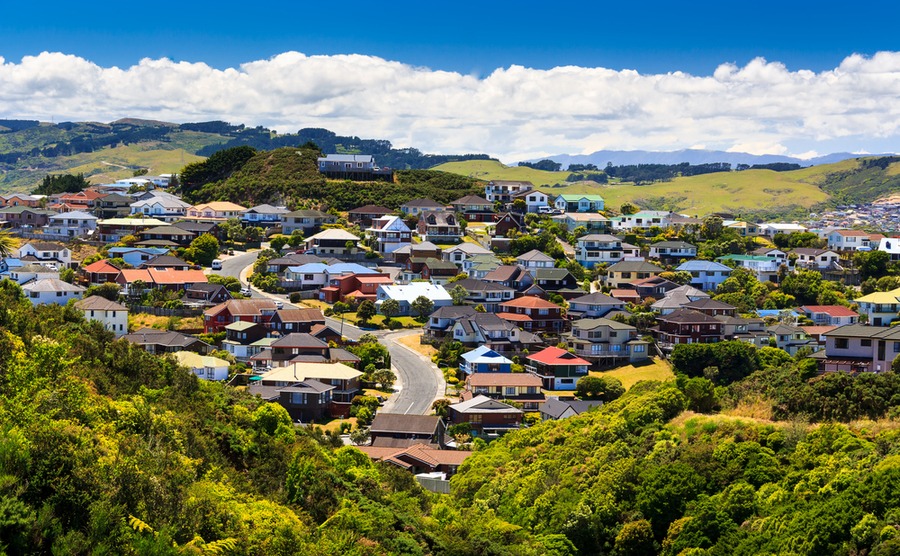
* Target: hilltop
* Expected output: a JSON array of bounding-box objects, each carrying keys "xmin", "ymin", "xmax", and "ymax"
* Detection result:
[
  {"xmin": 0, "ymin": 119, "xmax": 493, "ymax": 193},
  {"xmin": 434, "ymin": 157, "xmax": 900, "ymax": 215}
]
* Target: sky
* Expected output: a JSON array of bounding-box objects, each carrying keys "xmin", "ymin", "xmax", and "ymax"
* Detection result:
[{"xmin": 1, "ymin": 1, "xmax": 899, "ymax": 161}]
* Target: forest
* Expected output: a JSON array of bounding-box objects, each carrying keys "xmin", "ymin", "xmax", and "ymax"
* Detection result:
[{"xmin": 5, "ymin": 276, "xmax": 900, "ymax": 554}]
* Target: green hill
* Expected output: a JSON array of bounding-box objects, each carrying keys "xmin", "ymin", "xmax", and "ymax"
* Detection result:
[{"xmin": 434, "ymin": 157, "xmax": 900, "ymax": 215}]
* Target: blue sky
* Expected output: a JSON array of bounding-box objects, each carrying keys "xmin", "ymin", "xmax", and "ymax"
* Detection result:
[
  {"xmin": 2, "ymin": 0, "xmax": 897, "ymax": 75},
  {"xmin": 0, "ymin": 1, "xmax": 899, "ymax": 159}
]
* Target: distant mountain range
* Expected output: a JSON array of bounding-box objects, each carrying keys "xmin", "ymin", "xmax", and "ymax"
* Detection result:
[{"xmin": 529, "ymin": 149, "xmax": 894, "ymax": 169}]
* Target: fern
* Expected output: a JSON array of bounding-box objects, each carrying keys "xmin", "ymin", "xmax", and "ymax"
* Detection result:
[{"xmin": 128, "ymin": 515, "xmax": 155, "ymax": 535}]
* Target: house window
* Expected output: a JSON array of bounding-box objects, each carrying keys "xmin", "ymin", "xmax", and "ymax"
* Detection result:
[
  {"xmin": 634, "ymin": 344, "xmax": 645, "ymax": 352},
  {"xmin": 862, "ymin": 339, "xmax": 872, "ymax": 347},
  {"xmin": 504, "ymin": 387, "xmax": 516, "ymax": 396},
  {"xmin": 835, "ymin": 338, "xmax": 849, "ymax": 349}
]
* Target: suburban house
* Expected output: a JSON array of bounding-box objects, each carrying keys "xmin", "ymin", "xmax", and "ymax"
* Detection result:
[
  {"xmin": 369, "ymin": 414, "xmax": 445, "ymax": 449},
  {"xmin": 654, "ymin": 308, "xmax": 725, "ymax": 349},
  {"xmin": 767, "ymin": 324, "xmax": 817, "ymax": 356},
  {"xmin": 241, "ymin": 204, "xmax": 289, "ymax": 227},
  {"xmin": 424, "ymin": 305, "xmax": 478, "ymax": 340},
  {"xmin": 222, "ymin": 321, "xmax": 269, "ymax": 361},
  {"xmin": 442, "ymin": 243, "xmax": 493, "ymax": 266},
  {"xmin": 718, "ymin": 254, "xmax": 782, "ymax": 283},
  {"xmin": 22, "ymin": 278, "xmax": 85, "ymax": 305},
  {"xmin": 75, "ymin": 296, "xmax": 128, "ymax": 336},
  {"xmin": 649, "ymin": 241, "xmax": 697, "ymax": 261},
  {"xmin": 129, "ymin": 195, "xmax": 191, "ymax": 221},
  {"xmin": 105, "ymin": 247, "xmax": 170, "ymax": 268},
  {"xmin": 513, "ymin": 189, "xmax": 551, "ymax": 213},
  {"xmin": 575, "ymin": 234, "xmax": 624, "ymax": 268},
  {"xmin": 391, "ymin": 241, "xmax": 443, "ymax": 265},
  {"xmin": 268, "ymin": 333, "xmax": 333, "ymax": 367},
  {"xmin": 482, "ymin": 265, "xmax": 535, "ymax": 291},
  {"xmin": 551, "ymin": 212, "xmax": 610, "ymax": 233},
  {"xmin": 492, "ymin": 212, "xmax": 527, "ymax": 237},
  {"xmin": 450, "ymin": 312, "xmax": 544, "ymax": 356},
  {"xmin": 203, "ymin": 298, "xmax": 279, "ymax": 333},
  {"xmin": 449, "ymin": 194, "xmax": 495, "ymax": 222},
  {"xmin": 79, "ymin": 259, "xmax": 123, "ymax": 286},
  {"xmin": 182, "ymin": 283, "xmax": 233, "ymax": 307},
  {"xmin": 124, "ymin": 328, "xmax": 213, "ymax": 355},
  {"xmin": 682, "ymin": 298, "xmax": 737, "ymax": 317},
  {"xmin": 676, "ymin": 260, "xmax": 733, "ymax": 292},
  {"xmin": 828, "ymin": 229, "xmax": 878, "ymax": 252},
  {"xmin": 186, "ymin": 201, "xmax": 246, "ymax": 221},
  {"xmin": 317, "ymin": 154, "xmax": 392, "ymax": 181},
  {"xmin": 566, "ymin": 292, "xmax": 626, "ymax": 319},
  {"xmin": 251, "ymin": 362, "xmax": 363, "ymax": 417},
  {"xmin": 447, "ymin": 396, "xmax": 522, "ymax": 438},
  {"xmin": 628, "ymin": 276, "xmax": 681, "ymax": 300},
  {"xmin": 798, "ymin": 305, "xmax": 859, "ymax": 326},
  {"xmin": 759, "ymin": 223, "xmax": 808, "ymax": 237},
  {"xmin": 93, "ymin": 193, "xmax": 134, "ymax": 219},
  {"xmin": 138, "ymin": 225, "xmax": 196, "ymax": 247},
  {"xmin": 791, "ymin": 248, "xmax": 841, "ymax": 270},
  {"xmin": 172, "ymin": 351, "xmax": 230, "ymax": 382},
  {"xmin": 604, "ymin": 261, "xmax": 665, "ymax": 288},
  {"xmin": 9, "ymin": 263, "xmax": 60, "ymax": 285},
  {"xmin": 400, "ymin": 198, "xmax": 447, "ymax": 216},
  {"xmin": 724, "ymin": 220, "xmax": 761, "ymax": 237},
  {"xmin": 484, "ymin": 180, "xmax": 533, "ymax": 204},
  {"xmin": 249, "ymin": 378, "xmax": 336, "ymax": 422},
  {"xmin": 44, "ymin": 211, "xmax": 98, "ymax": 238},
  {"xmin": 854, "ymin": 288, "xmax": 900, "ymax": 326},
  {"xmin": 348, "ymin": 204, "xmax": 393, "ymax": 227},
  {"xmin": 17, "ymin": 242, "xmax": 72, "ymax": 267},
  {"xmin": 464, "ymin": 372, "xmax": 544, "ymax": 411},
  {"xmin": 516, "ymin": 249, "xmax": 555, "ymax": 269},
  {"xmin": 319, "ymin": 272, "xmax": 394, "ymax": 304},
  {"xmin": 303, "ymin": 229, "xmax": 360, "ymax": 257},
  {"xmin": 366, "ymin": 215, "xmax": 412, "ymax": 254},
  {"xmin": 451, "ymin": 278, "xmax": 516, "ymax": 312},
  {"xmin": 811, "ymin": 324, "xmax": 900, "ymax": 373},
  {"xmin": 532, "ymin": 268, "xmax": 579, "ymax": 295},
  {"xmin": 357, "ymin": 444, "xmax": 472, "ymax": 482},
  {"xmin": 567, "ymin": 318, "xmax": 648, "ymax": 366},
  {"xmin": 420, "ymin": 258, "xmax": 461, "ymax": 284},
  {"xmin": 459, "ymin": 345, "xmax": 513, "ymax": 374},
  {"xmin": 280, "ymin": 210, "xmax": 337, "ymax": 235},
  {"xmin": 610, "ymin": 210, "xmax": 675, "ymax": 231},
  {"xmin": 0, "ymin": 193, "xmax": 41, "ymax": 207},
  {"xmin": 877, "ymin": 238, "xmax": 900, "ymax": 261},
  {"xmin": 464, "ymin": 254, "xmax": 502, "ymax": 279},
  {"xmin": 96, "ymin": 217, "xmax": 167, "ymax": 243},
  {"xmin": 540, "ymin": 398, "xmax": 603, "ymax": 421},
  {"xmin": 553, "ymin": 194, "xmax": 604, "ymax": 212},
  {"xmin": 269, "ymin": 308, "xmax": 327, "ymax": 334},
  {"xmin": 116, "ymin": 268, "xmax": 207, "ymax": 295},
  {"xmin": 375, "ymin": 283, "xmax": 452, "ymax": 316},
  {"xmin": 525, "ymin": 346, "xmax": 591, "ymax": 390},
  {"xmin": 0, "ymin": 206, "xmax": 56, "ymax": 228},
  {"xmin": 265, "ymin": 253, "xmax": 326, "ymax": 274},
  {"xmin": 284, "ymin": 262, "xmax": 380, "ymax": 290},
  {"xmin": 498, "ymin": 296, "xmax": 565, "ymax": 333},
  {"xmin": 416, "ymin": 211, "xmax": 462, "ymax": 243}
]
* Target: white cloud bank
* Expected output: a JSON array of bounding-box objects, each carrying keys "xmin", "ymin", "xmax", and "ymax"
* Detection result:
[{"xmin": 1, "ymin": 51, "xmax": 899, "ymax": 160}]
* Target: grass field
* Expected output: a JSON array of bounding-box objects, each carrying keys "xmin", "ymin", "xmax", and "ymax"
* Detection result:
[
  {"xmin": 433, "ymin": 159, "xmax": 843, "ymax": 215},
  {"xmin": 591, "ymin": 357, "xmax": 674, "ymax": 390},
  {"xmin": 434, "ymin": 159, "xmax": 573, "ymax": 186},
  {"xmin": 0, "ymin": 142, "xmax": 206, "ymax": 193}
]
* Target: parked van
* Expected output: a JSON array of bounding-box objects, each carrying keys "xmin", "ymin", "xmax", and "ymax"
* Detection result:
[{"xmin": 211, "ymin": 259, "xmax": 223, "ymax": 270}]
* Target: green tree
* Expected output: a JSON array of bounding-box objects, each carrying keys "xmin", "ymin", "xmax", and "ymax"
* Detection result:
[
  {"xmin": 613, "ymin": 520, "xmax": 656, "ymax": 556},
  {"xmin": 184, "ymin": 233, "xmax": 220, "ymax": 266},
  {"xmin": 0, "ymin": 229, "xmax": 16, "ymax": 258},
  {"xmin": 410, "ymin": 296, "xmax": 434, "ymax": 320},
  {"xmin": 380, "ymin": 298, "xmax": 400, "ymax": 320},
  {"xmin": 620, "ymin": 202, "xmax": 639, "ymax": 215},
  {"xmin": 450, "ymin": 284, "xmax": 468, "ymax": 306},
  {"xmin": 356, "ymin": 300, "xmax": 376, "ymax": 325},
  {"xmin": 855, "ymin": 249, "xmax": 890, "ymax": 280},
  {"xmin": 373, "ymin": 368, "xmax": 396, "ymax": 390}
]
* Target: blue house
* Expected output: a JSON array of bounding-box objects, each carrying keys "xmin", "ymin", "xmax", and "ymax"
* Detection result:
[
  {"xmin": 459, "ymin": 345, "xmax": 513, "ymax": 375},
  {"xmin": 675, "ymin": 260, "xmax": 733, "ymax": 292}
]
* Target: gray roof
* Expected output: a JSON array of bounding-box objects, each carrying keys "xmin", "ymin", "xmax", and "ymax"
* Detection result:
[
  {"xmin": 370, "ymin": 413, "xmax": 442, "ymax": 435},
  {"xmin": 541, "ymin": 397, "xmax": 603, "ymax": 419},
  {"xmin": 319, "ymin": 154, "xmax": 373, "ymax": 163},
  {"xmin": 607, "ymin": 261, "xmax": 665, "ymax": 273},
  {"xmin": 569, "ymin": 292, "xmax": 624, "ymax": 306},
  {"xmin": 570, "ymin": 317, "xmax": 635, "ymax": 331}
]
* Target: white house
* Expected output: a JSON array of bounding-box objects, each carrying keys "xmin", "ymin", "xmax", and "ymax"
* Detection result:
[
  {"xmin": 675, "ymin": 260, "xmax": 733, "ymax": 292},
  {"xmin": 649, "ymin": 241, "xmax": 697, "ymax": 260},
  {"xmin": 9, "ymin": 263, "xmax": 59, "ymax": 285},
  {"xmin": 22, "ymin": 278, "xmax": 85, "ymax": 305},
  {"xmin": 241, "ymin": 204, "xmax": 289, "ymax": 226},
  {"xmin": 17, "ymin": 242, "xmax": 72, "ymax": 267},
  {"xmin": 717, "ymin": 255, "xmax": 781, "ymax": 283},
  {"xmin": 172, "ymin": 351, "xmax": 230, "ymax": 381},
  {"xmin": 516, "ymin": 249, "xmax": 555, "ymax": 269},
  {"xmin": 284, "ymin": 262, "xmax": 378, "ymax": 289},
  {"xmin": 484, "ymin": 180, "xmax": 533, "ymax": 203},
  {"xmin": 611, "ymin": 211, "xmax": 674, "ymax": 232},
  {"xmin": 877, "ymin": 238, "xmax": 900, "ymax": 261},
  {"xmin": 75, "ymin": 296, "xmax": 129, "ymax": 336},
  {"xmin": 442, "ymin": 242, "xmax": 492, "ymax": 265},
  {"xmin": 553, "ymin": 194, "xmax": 605, "ymax": 213},
  {"xmin": 759, "ymin": 223, "xmax": 808, "ymax": 237},
  {"xmin": 513, "ymin": 189, "xmax": 550, "ymax": 213},
  {"xmin": 575, "ymin": 234, "xmax": 624, "ymax": 268},
  {"xmin": 366, "ymin": 215, "xmax": 412, "ymax": 254},
  {"xmin": 186, "ymin": 201, "xmax": 247, "ymax": 220},
  {"xmin": 791, "ymin": 248, "xmax": 840, "ymax": 270},
  {"xmin": 303, "ymin": 229, "xmax": 360, "ymax": 256},
  {"xmin": 828, "ymin": 229, "xmax": 876, "ymax": 252},
  {"xmin": 129, "ymin": 195, "xmax": 191, "ymax": 222},
  {"xmin": 44, "ymin": 211, "xmax": 98, "ymax": 238},
  {"xmin": 106, "ymin": 247, "xmax": 171, "ymax": 267},
  {"xmin": 551, "ymin": 212, "xmax": 610, "ymax": 233},
  {"xmin": 375, "ymin": 283, "xmax": 452, "ymax": 315}
]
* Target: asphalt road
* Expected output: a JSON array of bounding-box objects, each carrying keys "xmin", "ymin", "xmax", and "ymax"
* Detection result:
[{"xmin": 218, "ymin": 250, "xmax": 445, "ymax": 415}]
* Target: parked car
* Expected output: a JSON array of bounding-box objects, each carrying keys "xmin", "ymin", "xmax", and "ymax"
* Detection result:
[{"xmin": 240, "ymin": 287, "xmax": 252, "ymax": 296}]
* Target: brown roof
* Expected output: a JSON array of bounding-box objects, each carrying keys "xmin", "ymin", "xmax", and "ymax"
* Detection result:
[
  {"xmin": 205, "ymin": 298, "xmax": 277, "ymax": 317},
  {"xmin": 358, "ymin": 443, "xmax": 472, "ymax": 467},
  {"xmin": 500, "ymin": 295, "xmax": 559, "ymax": 309},
  {"xmin": 274, "ymin": 308, "xmax": 325, "ymax": 322},
  {"xmin": 369, "ymin": 413, "xmax": 442, "ymax": 435}
]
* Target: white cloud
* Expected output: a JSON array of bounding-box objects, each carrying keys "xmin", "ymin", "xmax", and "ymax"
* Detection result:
[{"xmin": 0, "ymin": 51, "xmax": 899, "ymax": 160}]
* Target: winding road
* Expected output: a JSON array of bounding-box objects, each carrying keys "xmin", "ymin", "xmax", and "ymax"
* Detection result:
[{"xmin": 218, "ymin": 250, "xmax": 445, "ymax": 415}]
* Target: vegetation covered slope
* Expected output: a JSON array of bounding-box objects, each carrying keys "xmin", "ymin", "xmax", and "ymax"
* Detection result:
[
  {"xmin": 182, "ymin": 146, "xmax": 484, "ymax": 209},
  {"xmin": 0, "ymin": 281, "xmax": 572, "ymax": 555}
]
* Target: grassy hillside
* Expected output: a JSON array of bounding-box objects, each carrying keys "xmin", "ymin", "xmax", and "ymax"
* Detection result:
[
  {"xmin": 434, "ymin": 158, "xmax": 856, "ymax": 215},
  {"xmin": 434, "ymin": 159, "xmax": 574, "ymax": 186}
]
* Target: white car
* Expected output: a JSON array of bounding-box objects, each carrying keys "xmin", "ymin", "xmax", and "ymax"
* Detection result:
[{"xmin": 240, "ymin": 287, "xmax": 252, "ymax": 296}]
